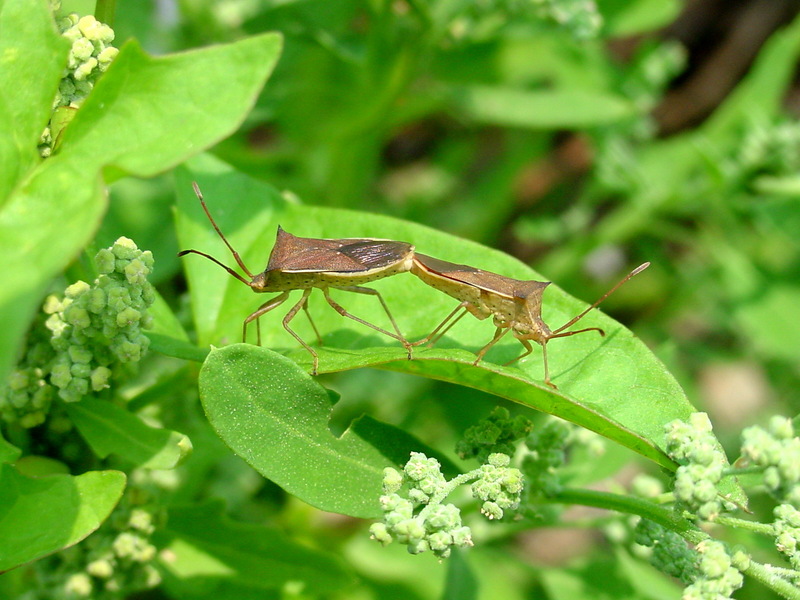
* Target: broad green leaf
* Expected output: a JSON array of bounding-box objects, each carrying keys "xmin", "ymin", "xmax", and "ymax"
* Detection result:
[
  {"xmin": 0, "ymin": 464, "xmax": 125, "ymax": 571},
  {"xmin": 147, "ymin": 288, "xmax": 210, "ymax": 362},
  {"xmin": 65, "ymin": 398, "xmax": 192, "ymax": 469},
  {"xmin": 59, "ymin": 34, "xmax": 283, "ymax": 178},
  {"xmin": 178, "ymin": 155, "xmax": 693, "ymax": 474},
  {"xmin": 199, "ymin": 345, "xmax": 453, "ymax": 518},
  {"xmin": 452, "ymin": 85, "xmax": 637, "ymax": 129},
  {"xmin": 0, "ymin": 0, "xmax": 68, "ymax": 203},
  {"xmin": 0, "ymin": 32, "xmax": 283, "ymax": 381},
  {"xmin": 0, "ymin": 434, "xmax": 21, "ymax": 464},
  {"xmin": 443, "ymin": 550, "xmax": 477, "ymax": 600},
  {"xmin": 158, "ymin": 500, "xmax": 355, "ymax": 596}
]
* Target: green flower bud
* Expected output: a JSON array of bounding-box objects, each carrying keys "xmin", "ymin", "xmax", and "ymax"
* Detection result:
[
  {"xmin": 450, "ymin": 526, "xmax": 473, "ymax": 547},
  {"xmin": 481, "ymin": 501, "xmax": 503, "ymax": 520},
  {"xmin": 65, "ymin": 572, "xmax": 93, "ymax": 597},
  {"xmin": 427, "ymin": 530, "xmax": 453, "ymax": 553},
  {"xmin": 382, "ymin": 467, "xmax": 403, "ymax": 493},
  {"xmin": 404, "ymin": 452, "xmax": 440, "ymax": 481},
  {"xmin": 425, "ymin": 504, "xmax": 461, "ymax": 530},
  {"xmin": 406, "ymin": 538, "xmax": 430, "ymax": 555},
  {"xmin": 98, "ymin": 46, "xmax": 119, "ymax": 68},
  {"xmin": 65, "ymin": 280, "xmax": 91, "ymax": 299},
  {"xmin": 769, "ymin": 416, "xmax": 794, "ymax": 440},
  {"xmin": 116, "ymin": 307, "xmax": 141, "ymax": 328},
  {"xmin": 64, "ymin": 305, "xmax": 91, "ymax": 329},
  {"xmin": 86, "ymin": 558, "xmax": 114, "ymax": 579},
  {"xmin": 112, "ymin": 237, "xmax": 138, "ymax": 260},
  {"xmin": 50, "ymin": 361, "xmax": 72, "ymax": 388},
  {"xmin": 68, "ymin": 345, "xmax": 93, "ymax": 364},
  {"xmin": 96, "ymin": 248, "xmax": 115, "ymax": 274},
  {"xmin": 90, "ymin": 366, "xmax": 112, "ymax": 391},
  {"xmin": 369, "ymin": 522, "xmax": 392, "ymax": 545},
  {"xmin": 70, "ymin": 362, "xmax": 91, "ymax": 379}
]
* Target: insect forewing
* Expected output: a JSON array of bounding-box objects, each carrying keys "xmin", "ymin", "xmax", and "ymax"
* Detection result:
[{"xmin": 267, "ymin": 227, "xmax": 414, "ymax": 273}]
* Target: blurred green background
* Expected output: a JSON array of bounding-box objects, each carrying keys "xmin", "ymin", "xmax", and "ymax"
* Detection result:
[{"xmin": 80, "ymin": 0, "xmax": 800, "ymax": 596}]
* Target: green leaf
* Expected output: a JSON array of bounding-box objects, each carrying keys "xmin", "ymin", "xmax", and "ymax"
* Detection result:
[
  {"xmin": 443, "ymin": 550, "xmax": 477, "ymax": 600},
  {"xmin": 147, "ymin": 288, "xmax": 210, "ymax": 362},
  {"xmin": 199, "ymin": 344, "xmax": 447, "ymax": 518},
  {"xmin": 158, "ymin": 500, "xmax": 355, "ymax": 596},
  {"xmin": 0, "ymin": 31, "xmax": 283, "ymax": 382},
  {"xmin": 0, "ymin": 433, "xmax": 21, "ymax": 464},
  {"xmin": 601, "ymin": 0, "xmax": 683, "ymax": 37},
  {"xmin": 0, "ymin": 464, "xmax": 125, "ymax": 572},
  {"xmin": 178, "ymin": 156, "xmax": 694, "ymax": 472},
  {"xmin": 452, "ymin": 85, "xmax": 637, "ymax": 129},
  {"xmin": 65, "ymin": 398, "xmax": 192, "ymax": 470},
  {"xmin": 59, "ymin": 34, "xmax": 283, "ymax": 179},
  {"xmin": 0, "ymin": 0, "xmax": 69, "ymax": 204}
]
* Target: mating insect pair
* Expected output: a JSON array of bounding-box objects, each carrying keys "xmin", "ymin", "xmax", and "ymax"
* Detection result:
[{"xmin": 179, "ymin": 184, "xmax": 648, "ymax": 388}]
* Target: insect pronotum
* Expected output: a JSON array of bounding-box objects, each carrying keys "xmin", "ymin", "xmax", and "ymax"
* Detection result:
[
  {"xmin": 411, "ymin": 253, "xmax": 650, "ymax": 388},
  {"xmin": 178, "ymin": 183, "xmax": 415, "ymax": 374}
]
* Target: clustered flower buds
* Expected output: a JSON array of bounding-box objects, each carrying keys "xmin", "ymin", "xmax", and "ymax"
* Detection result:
[
  {"xmin": 39, "ymin": 9, "xmax": 118, "ymax": 156},
  {"xmin": 0, "ymin": 238, "xmax": 154, "ymax": 425},
  {"xmin": 773, "ymin": 504, "xmax": 800, "ymax": 570},
  {"xmin": 55, "ymin": 504, "xmax": 161, "ymax": 598},
  {"xmin": 682, "ymin": 540, "xmax": 745, "ymax": 600},
  {"xmin": 471, "ymin": 453, "xmax": 524, "ymax": 520},
  {"xmin": 370, "ymin": 452, "xmax": 523, "ymax": 558},
  {"xmin": 46, "ymin": 238, "xmax": 155, "ymax": 403},
  {"xmin": 664, "ymin": 413, "xmax": 728, "ymax": 521},
  {"xmin": 740, "ymin": 416, "xmax": 800, "ymax": 506},
  {"xmin": 634, "ymin": 519, "xmax": 699, "ymax": 584},
  {"xmin": 521, "ymin": 418, "xmax": 571, "ymax": 497},
  {"xmin": 455, "ymin": 406, "xmax": 532, "ymax": 463}
]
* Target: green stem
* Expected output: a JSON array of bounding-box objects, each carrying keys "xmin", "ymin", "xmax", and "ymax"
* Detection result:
[
  {"xmin": 714, "ymin": 515, "xmax": 775, "ymax": 535},
  {"xmin": 545, "ymin": 488, "xmax": 707, "ymax": 544},
  {"xmin": 742, "ymin": 560, "xmax": 800, "ymax": 600},
  {"xmin": 94, "ymin": 0, "xmax": 116, "ymax": 26},
  {"xmin": 723, "ymin": 465, "xmax": 763, "ymax": 477}
]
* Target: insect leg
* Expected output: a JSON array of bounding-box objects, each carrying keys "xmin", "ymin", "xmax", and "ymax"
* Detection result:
[
  {"xmin": 323, "ymin": 287, "xmax": 413, "ymax": 359},
  {"xmin": 413, "ymin": 302, "xmax": 469, "ymax": 347},
  {"xmin": 302, "ymin": 303, "xmax": 324, "ymax": 345},
  {"xmin": 243, "ymin": 291, "xmax": 290, "ymax": 344},
  {"xmin": 473, "ymin": 326, "xmax": 513, "ymax": 365},
  {"xmin": 503, "ymin": 338, "xmax": 534, "ymax": 366},
  {"xmin": 281, "ymin": 289, "xmax": 320, "ymax": 375}
]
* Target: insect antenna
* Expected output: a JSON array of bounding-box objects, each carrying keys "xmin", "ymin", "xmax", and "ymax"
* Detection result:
[
  {"xmin": 189, "ymin": 181, "xmax": 254, "ymax": 279},
  {"xmin": 177, "ymin": 248, "xmax": 253, "ymax": 286},
  {"xmin": 550, "ymin": 262, "xmax": 650, "ymax": 338}
]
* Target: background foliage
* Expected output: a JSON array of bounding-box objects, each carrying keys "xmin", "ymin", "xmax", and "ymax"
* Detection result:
[{"xmin": 2, "ymin": 0, "xmax": 800, "ymax": 598}]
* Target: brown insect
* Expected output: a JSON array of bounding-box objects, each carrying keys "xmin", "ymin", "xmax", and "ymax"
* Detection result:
[
  {"xmin": 411, "ymin": 253, "xmax": 650, "ymax": 388},
  {"xmin": 178, "ymin": 183, "xmax": 414, "ymax": 374}
]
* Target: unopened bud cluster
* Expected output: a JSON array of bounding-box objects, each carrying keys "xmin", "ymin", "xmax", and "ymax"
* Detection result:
[
  {"xmin": 56, "ymin": 504, "xmax": 161, "ymax": 598},
  {"xmin": 40, "ymin": 9, "xmax": 118, "ymax": 156},
  {"xmin": 740, "ymin": 416, "xmax": 800, "ymax": 505},
  {"xmin": 634, "ymin": 519, "xmax": 699, "ymax": 584},
  {"xmin": 739, "ymin": 416, "xmax": 800, "ymax": 570},
  {"xmin": 521, "ymin": 418, "xmax": 571, "ymax": 497},
  {"xmin": 1, "ymin": 238, "xmax": 154, "ymax": 425},
  {"xmin": 665, "ymin": 413, "xmax": 728, "ymax": 521},
  {"xmin": 682, "ymin": 541, "xmax": 745, "ymax": 600},
  {"xmin": 456, "ymin": 406, "xmax": 532, "ymax": 463},
  {"xmin": 370, "ymin": 452, "xmax": 522, "ymax": 558},
  {"xmin": 46, "ymin": 238, "xmax": 155, "ymax": 403}
]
